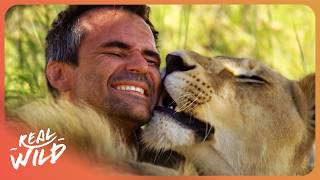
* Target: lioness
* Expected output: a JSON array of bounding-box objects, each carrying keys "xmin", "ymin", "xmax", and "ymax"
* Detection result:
[{"xmin": 142, "ymin": 51, "xmax": 315, "ymax": 175}]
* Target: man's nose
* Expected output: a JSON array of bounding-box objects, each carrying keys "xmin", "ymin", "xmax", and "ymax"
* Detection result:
[{"xmin": 126, "ymin": 51, "xmax": 149, "ymax": 74}]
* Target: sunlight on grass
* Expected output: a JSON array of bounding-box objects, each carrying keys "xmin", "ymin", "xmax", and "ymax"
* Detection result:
[{"xmin": 5, "ymin": 5, "xmax": 315, "ymax": 108}]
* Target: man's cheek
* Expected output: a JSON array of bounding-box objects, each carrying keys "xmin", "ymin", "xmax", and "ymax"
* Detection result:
[
  {"xmin": 152, "ymin": 74, "xmax": 161, "ymax": 93},
  {"xmin": 78, "ymin": 73, "xmax": 103, "ymax": 96},
  {"xmin": 151, "ymin": 88, "xmax": 160, "ymax": 110}
]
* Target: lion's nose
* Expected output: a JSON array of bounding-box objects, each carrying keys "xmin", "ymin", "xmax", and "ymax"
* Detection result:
[{"xmin": 165, "ymin": 53, "xmax": 195, "ymax": 76}]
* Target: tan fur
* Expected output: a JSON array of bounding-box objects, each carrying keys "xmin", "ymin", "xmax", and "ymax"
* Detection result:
[
  {"xmin": 142, "ymin": 50, "xmax": 315, "ymax": 175},
  {"xmin": 7, "ymin": 99, "xmax": 181, "ymax": 175}
]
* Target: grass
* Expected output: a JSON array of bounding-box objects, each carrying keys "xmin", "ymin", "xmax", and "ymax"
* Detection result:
[{"xmin": 4, "ymin": 5, "xmax": 315, "ymax": 109}]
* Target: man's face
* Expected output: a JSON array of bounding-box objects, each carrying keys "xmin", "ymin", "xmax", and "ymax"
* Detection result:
[{"xmin": 70, "ymin": 9, "xmax": 161, "ymax": 128}]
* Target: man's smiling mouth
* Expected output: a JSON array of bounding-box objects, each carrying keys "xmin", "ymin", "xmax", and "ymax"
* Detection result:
[
  {"xmin": 115, "ymin": 85, "xmax": 145, "ymax": 95},
  {"xmin": 111, "ymin": 81, "xmax": 150, "ymax": 97}
]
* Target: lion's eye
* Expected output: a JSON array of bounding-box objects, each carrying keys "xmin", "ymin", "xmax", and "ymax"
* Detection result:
[{"xmin": 235, "ymin": 75, "xmax": 267, "ymax": 85}]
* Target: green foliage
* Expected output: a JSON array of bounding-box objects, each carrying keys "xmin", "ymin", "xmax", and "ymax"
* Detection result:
[
  {"xmin": 5, "ymin": 5, "xmax": 315, "ymax": 109},
  {"xmin": 5, "ymin": 5, "xmax": 65, "ymax": 109},
  {"xmin": 150, "ymin": 5, "xmax": 315, "ymax": 79}
]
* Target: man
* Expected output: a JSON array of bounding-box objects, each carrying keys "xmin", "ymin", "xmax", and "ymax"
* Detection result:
[
  {"xmin": 8, "ymin": 5, "xmax": 184, "ymax": 175},
  {"xmin": 45, "ymin": 5, "xmax": 161, "ymax": 147}
]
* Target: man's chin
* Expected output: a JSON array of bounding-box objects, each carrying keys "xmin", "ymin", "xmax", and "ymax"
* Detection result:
[
  {"xmin": 124, "ymin": 107, "xmax": 150, "ymax": 125},
  {"xmin": 105, "ymin": 105, "xmax": 150, "ymax": 127},
  {"xmin": 103, "ymin": 94, "xmax": 152, "ymax": 126}
]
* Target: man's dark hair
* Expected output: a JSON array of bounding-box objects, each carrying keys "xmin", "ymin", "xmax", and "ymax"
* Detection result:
[{"xmin": 45, "ymin": 5, "xmax": 159, "ymax": 98}]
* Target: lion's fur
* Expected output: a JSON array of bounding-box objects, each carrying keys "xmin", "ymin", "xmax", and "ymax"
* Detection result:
[
  {"xmin": 142, "ymin": 51, "xmax": 315, "ymax": 175},
  {"xmin": 7, "ymin": 99, "xmax": 181, "ymax": 175}
]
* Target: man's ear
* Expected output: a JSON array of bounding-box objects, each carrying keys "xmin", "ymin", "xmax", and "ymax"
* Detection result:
[
  {"xmin": 46, "ymin": 61, "xmax": 75, "ymax": 92},
  {"xmin": 298, "ymin": 73, "xmax": 315, "ymax": 127}
]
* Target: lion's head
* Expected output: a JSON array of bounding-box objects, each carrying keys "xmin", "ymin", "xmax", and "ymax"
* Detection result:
[{"xmin": 142, "ymin": 51, "xmax": 315, "ymax": 175}]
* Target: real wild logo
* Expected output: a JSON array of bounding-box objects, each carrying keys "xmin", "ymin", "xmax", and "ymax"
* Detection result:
[{"xmin": 9, "ymin": 128, "xmax": 66, "ymax": 170}]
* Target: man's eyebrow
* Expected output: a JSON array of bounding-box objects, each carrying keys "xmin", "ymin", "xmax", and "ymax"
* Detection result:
[{"xmin": 100, "ymin": 41, "xmax": 130, "ymax": 49}]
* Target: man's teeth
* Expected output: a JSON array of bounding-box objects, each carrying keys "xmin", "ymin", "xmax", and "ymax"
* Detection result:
[{"xmin": 115, "ymin": 85, "xmax": 145, "ymax": 95}]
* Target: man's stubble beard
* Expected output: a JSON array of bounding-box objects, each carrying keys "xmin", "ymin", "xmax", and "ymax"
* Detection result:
[{"xmin": 103, "ymin": 95, "xmax": 152, "ymax": 128}]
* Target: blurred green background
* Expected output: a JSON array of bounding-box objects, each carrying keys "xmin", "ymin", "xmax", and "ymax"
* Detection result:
[{"xmin": 5, "ymin": 5, "xmax": 315, "ymax": 109}]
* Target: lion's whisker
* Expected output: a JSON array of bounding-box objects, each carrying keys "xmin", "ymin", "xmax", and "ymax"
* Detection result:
[
  {"xmin": 178, "ymin": 92, "xmax": 202, "ymax": 112},
  {"xmin": 175, "ymin": 94, "xmax": 194, "ymax": 112},
  {"xmin": 203, "ymin": 102, "xmax": 213, "ymax": 141},
  {"xmin": 166, "ymin": 93, "xmax": 193, "ymax": 108}
]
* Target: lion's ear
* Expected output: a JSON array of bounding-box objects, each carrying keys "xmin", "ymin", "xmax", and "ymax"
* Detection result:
[{"xmin": 298, "ymin": 74, "xmax": 315, "ymax": 124}]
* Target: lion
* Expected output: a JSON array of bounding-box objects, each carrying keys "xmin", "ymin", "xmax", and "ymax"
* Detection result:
[
  {"xmin": 142, "ymin": 50, "xmax": 315, "ymax": 175},
  {"xmin": 6, "ymin": 99, "xmax": 186, "ymax": 175}
]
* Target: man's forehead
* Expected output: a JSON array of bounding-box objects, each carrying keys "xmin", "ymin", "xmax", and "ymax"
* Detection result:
[
  {"xmin": 78, "ymin": 8, "xmax": 156, "ymax": 49},
  {"xmin": 79, "ymin": 8, "xmax": 147, "ymax": 33}
]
